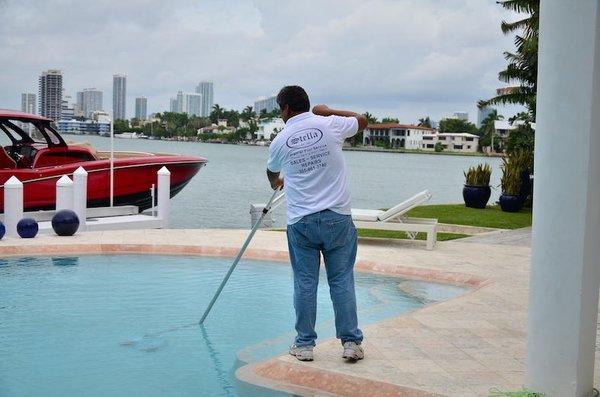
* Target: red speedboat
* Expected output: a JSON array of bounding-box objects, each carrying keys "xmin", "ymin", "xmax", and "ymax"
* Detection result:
[{"xmin": 0, "ymin": 110, "xmax": 207, "ymax": 212}]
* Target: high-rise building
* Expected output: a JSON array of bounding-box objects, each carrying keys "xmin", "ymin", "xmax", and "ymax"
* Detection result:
[
  {"xmin": 170, "ymin": 97, "xmax": 178, "ymax": 113},
  {"xmin": 195, "ymin": 81, "xmax": 214, "ymax": 117},
  {"xmin": 77, "ymin": 88, "xmax": 103, "ymax": 118},
  {"xmin": 173, "ymin": 91, "xmax": 202, "ymax": 116},
  {"xmin": 453, "ymin": 111, "xmax": 469, "ymax": 121},
  {"xmin": 61, "ymin": 95, "xmax": 75, "ymax": 120},
  {"xmin": 477, "ymin": 107, "xmax": 494, "ymax": 129},
  {"xmin": 38, "ymin": 69, "xmax": 63, "ymax": 120},
  {"xmin": 254, "ymin": 95, "xmax": 278, "ymax": 115},
  {"xmin": 135, "ymin": 97, "xmax": 147, "ymax": 120},
  {"xmin": 21, "ymin": 93, "xmax": 36, "ymax": 114},
  {"xmin": 112, "ymin": 74, "xmax": 127, "ymax": 120},
  {"xmin": 186, "ymin": 93, "xmax": 202, "ymax": 117}
]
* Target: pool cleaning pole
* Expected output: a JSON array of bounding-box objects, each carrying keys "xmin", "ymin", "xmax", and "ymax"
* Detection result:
[{"xmin": 199, "ymin": 188, "xmax": 283, "ymax": 325}]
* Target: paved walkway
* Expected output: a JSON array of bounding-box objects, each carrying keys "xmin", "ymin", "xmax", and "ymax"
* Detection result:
[
  {"xmin": 459, "ymin": 227, "xmax": 532, "ymax": 247},
  {"xmin": 2, "ymin": 229, "xmax": 597, "ymax": 396}
]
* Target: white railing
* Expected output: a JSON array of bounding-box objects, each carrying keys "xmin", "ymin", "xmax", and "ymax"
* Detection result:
[{"xmin": 3, "ymin": 166, "xmax": 171, "ymax": 235}]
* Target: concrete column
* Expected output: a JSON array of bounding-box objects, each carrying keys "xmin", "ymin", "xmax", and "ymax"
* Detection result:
[
  {"xmin": 4, "ymin": 176, "xmax": 23, "ymax": 237},
  {"xmin": 73, "ymin": 167, "xmax": 87, "ymax": 227},
  {"xmin": 157, "ymin": 167, "xmax": 170, "ymax": 228},
  {"xmin": 526, "ymin": 2, "xmax": 600, "ymax": 396},
  {"xmin": 56, "ymin": 175, "xmax": 73, "ymax": 211}
]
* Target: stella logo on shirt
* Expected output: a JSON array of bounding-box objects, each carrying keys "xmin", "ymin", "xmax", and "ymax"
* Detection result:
[{"xmin": 286, "ymin": 128, "xmax": 323, "ymax": 149}]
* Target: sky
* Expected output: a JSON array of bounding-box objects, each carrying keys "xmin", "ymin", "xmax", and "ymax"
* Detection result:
[{"xmin": 0, "ymin": 0, "xmax": 523, "ymax": 123}]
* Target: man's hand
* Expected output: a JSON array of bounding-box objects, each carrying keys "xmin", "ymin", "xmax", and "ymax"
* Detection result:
[
  {"xmin": 312, "ymin": 104, "xmax": 367, "ymax": 131},
  {"xmin": 312, "ymin": 104, "xmax": 330, "ymax": 116},
  {"xmin": 271, "ymin": 177, "xmax": 284, "ymax": 190},
  {"xmin": 267, "ymin": 169, "xmax": 284, "ymax": 190}
]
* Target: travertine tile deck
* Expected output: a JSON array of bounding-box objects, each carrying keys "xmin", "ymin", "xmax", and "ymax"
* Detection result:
[{"xmin": 2, "ymin": 229, "xmax": 596, "ymax": 396}]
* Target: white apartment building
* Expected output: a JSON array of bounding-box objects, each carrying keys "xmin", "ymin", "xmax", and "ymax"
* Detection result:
[
  {"xmin": 78, "ymin": 88, "xmax": 103, "ymax": 118},
  {"xmin": 421, "ymin": 133, "xmax": 479, "ymax": 153},
  {"xmin": 254, "ymin": 96, "xmax": 278, "ymax": 115},
  {"xmin": 195, "ymin": 81, "xmax": 214, "ymax": 117},
  {"xmin": 171, "ymin": 91, "xmax": 202, "ymax": 117},
  {"xmin": 256, "ymin": 117, "xmax": 284, "ymax": 141},
  {"xmin": 363, "ymin": 123, "xmax": 436, "ymax": 149}
]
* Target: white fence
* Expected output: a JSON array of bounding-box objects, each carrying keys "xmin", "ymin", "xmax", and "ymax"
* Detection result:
[{"xmin": 3, "ymin": 166, "xmax": 171, "ymax": 236}]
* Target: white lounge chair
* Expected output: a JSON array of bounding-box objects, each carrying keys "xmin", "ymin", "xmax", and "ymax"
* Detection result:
[{"xmin": 351, "ymin": 190, "xmax": 438, "ymax": 250}]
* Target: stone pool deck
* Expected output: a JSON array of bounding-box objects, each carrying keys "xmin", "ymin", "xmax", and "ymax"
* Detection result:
[{"xmin": 4, "ymin": 229, "xmax": 599, "ymax": 396}]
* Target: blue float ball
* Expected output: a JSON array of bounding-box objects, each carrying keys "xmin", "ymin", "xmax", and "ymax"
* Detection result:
[
  {"xmin": 51, "ymin": 210, "xmax": 80, "ymax": 236},
  {"xmin": 0, "ymin": 221, "xmax": 5, "ymax": 240},
  {"xmin": 17, "ymin": 218, "xmax": 38, "ymax": 238}
]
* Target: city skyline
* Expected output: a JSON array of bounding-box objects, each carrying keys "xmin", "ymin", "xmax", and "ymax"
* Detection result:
[{"xmin": 0, "ymin": 1, "xmax": 525, "ymax": 122}]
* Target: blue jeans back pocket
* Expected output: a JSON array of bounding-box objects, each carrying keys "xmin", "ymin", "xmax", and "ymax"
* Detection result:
[{"xmin": 327, "ymin": 216, "xmax": 354, "ymax": 250}]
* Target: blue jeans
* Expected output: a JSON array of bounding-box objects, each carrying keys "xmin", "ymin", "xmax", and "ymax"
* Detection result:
[{"xmin": 286, "ymin": 209, "xmax": 363, "ymax": 347}]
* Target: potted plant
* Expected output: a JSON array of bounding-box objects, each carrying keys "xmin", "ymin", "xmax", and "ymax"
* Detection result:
[
  {"xmin": 499, "ymin": 158, "xmax": 524, "ymax": 212},
  {"xmin": 463, "ymin": 163, "xmax": 492, "ymax": 208},
  {"xmin": 506, "ymin": 150, "xmax": 533, "ymax": 205}
]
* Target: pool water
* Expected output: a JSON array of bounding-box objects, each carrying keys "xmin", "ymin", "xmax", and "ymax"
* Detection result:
[{"xmin": 0, "ymin": 255, "xmax": 465, "ymax": 396}]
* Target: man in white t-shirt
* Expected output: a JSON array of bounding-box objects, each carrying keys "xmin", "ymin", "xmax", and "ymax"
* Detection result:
[{"xmin": 266, "ymin": 86, "xmax": 367, "ymax": 362}]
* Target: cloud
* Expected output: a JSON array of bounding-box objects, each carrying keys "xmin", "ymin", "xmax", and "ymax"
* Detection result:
[{"xmin": 0, "ymin": 0, "xmax": 519, "ymax": 122}]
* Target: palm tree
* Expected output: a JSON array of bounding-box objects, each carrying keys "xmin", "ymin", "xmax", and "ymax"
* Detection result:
[
  {"xmin": 363, "ymin": 112, "xmax": 378, "ymax": 124},
  {"xmin": 479, "ymin": 0, "xmax": 539, "ymax": 118},
  {"xmin": 418, "ymin": 117, "xmax": 432, "ymax": 128},
  {"xmin": 210, "ymin": 104, "xmax": 224, "ymax": 124},
  {"xmin": 480, "ymin": 109, "xmax": 504, "ymax": 152},
  {"xmin": 240, "ymin": 106, "xmax": 255, "ymax": 122}
]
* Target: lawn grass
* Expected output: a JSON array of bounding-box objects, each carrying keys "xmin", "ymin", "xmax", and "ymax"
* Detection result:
[
  {"xmin": 406, "ymin": 204, "xmax": 532, "ymax": 230},
  {"xmin": 356, "ymin": 228, "xmax": 468, "ymax": 241}
]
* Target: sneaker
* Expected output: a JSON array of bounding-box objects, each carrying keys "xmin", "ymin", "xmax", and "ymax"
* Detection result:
[
  {"xmin": 289, "ymin": 344, "xmax": 314, "ymax": 361},
  {"xmin": 342, "ymin": 341, "xmax": 364, "ymax": 361}
]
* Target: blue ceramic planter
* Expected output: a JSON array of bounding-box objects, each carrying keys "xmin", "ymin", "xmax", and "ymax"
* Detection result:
[
  {"xmin": 518, "ymin": 170, "xmax": 532, "ymax": 205},
  {"xmin": 499, "ymin": 194, "xmax": 523, "ymax": 213},
  {"xmin": 463, "ymin": 185, "xmax": 491, "ymax": 209}
]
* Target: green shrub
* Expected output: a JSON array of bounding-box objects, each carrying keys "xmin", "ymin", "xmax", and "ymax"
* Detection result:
[
  {"xmin": 434, "ymin": 142, "xmax": 443, "ymax": 152},
  {"xmin": 464, "ymin": 163, "xmax": 492, "ymax": 186}
]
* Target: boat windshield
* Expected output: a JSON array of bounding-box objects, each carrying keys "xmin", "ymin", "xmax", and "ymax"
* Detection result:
[
  {"xmin": 0, "ymin": 118, "xmax": 65, "ymax": 147},
  {"xmin": 0, "ymin": 119, "xmax": 45, "ymax": 145}
]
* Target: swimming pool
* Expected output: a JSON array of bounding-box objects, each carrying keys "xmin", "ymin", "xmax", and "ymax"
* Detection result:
[{"xmin": 0, "ymin": 255, "xmax": 465, "ymax": 396}]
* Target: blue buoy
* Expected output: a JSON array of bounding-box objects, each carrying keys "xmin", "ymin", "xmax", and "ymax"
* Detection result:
[
  {"xmin": 17, "ymin": 218, "xmax": 38, "ymax": 238},
  {"xmin": 0, "ymin": 221, "xmax": 5, "ymax": 239},
  {"xmin": 51, "ymin": 210, "xmax": 80, "ymax": 236}
]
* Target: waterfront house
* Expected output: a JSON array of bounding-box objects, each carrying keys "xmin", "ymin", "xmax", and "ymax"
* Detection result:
[
  {"xmin": 421, "ymin": 132, "xmax": 479, "ymax": 153},
  {"xmin": 493, "ymin": 120, "xmax": 536, "ymax": 151},
  {"xmin": 362, "ymin": 123, "xmax": 435, "ymax": 149},
  {"xmin": 256, "ymin": 117, "xmax": 285, "ymax": 141},
  {"xmin": 197, "ymin": 119, "xmax": 236, "ymax": 135}
]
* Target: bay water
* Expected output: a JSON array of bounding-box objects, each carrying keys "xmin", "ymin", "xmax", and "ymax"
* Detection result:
[{"xmin": 64, "ymin": 134, "xmax": 502, "ymax": 229}]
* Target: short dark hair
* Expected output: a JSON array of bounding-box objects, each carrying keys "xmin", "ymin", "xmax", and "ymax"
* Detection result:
[{"xmin": 276, "ymin": 85, "xmax": 310, "ymax": 112}]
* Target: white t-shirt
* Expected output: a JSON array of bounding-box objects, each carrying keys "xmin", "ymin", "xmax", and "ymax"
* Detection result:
[{"xmin": 267, "ymin": 112, "xmax": 359, "ymax": 224}]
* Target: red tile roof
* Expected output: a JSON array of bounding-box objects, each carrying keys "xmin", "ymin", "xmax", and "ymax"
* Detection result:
[{"xmin": 366, "ymin": 123, "xmax": 435, "ymax": 131}]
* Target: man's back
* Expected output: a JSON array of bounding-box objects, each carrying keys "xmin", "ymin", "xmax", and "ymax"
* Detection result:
[{"xmin": 268, "ymin": 112, "xmax": 358, "ymax": 224}]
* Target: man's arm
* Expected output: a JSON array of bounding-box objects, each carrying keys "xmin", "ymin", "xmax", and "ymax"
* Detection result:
[
  {"xmin": 312, "ymin": 104, "xmax": 368, "ymax": 131},
  {"xmin": 266, "ymin": 169, "xmax": 283, "ymax": 190}
]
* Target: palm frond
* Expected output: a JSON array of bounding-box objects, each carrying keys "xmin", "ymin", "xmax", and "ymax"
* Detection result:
[
  {"xmin": 501, "ymin": 17, "xmax": 532, "ymax": 34},
  {"xmin": 497, "ymin": 0, "xmax": 538, "ymax": 14}
]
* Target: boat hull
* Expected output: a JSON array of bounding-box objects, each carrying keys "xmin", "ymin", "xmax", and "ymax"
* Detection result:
[{"xmin": 0, "ymin": 155, "xmax": 206, "ymax": 213}]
